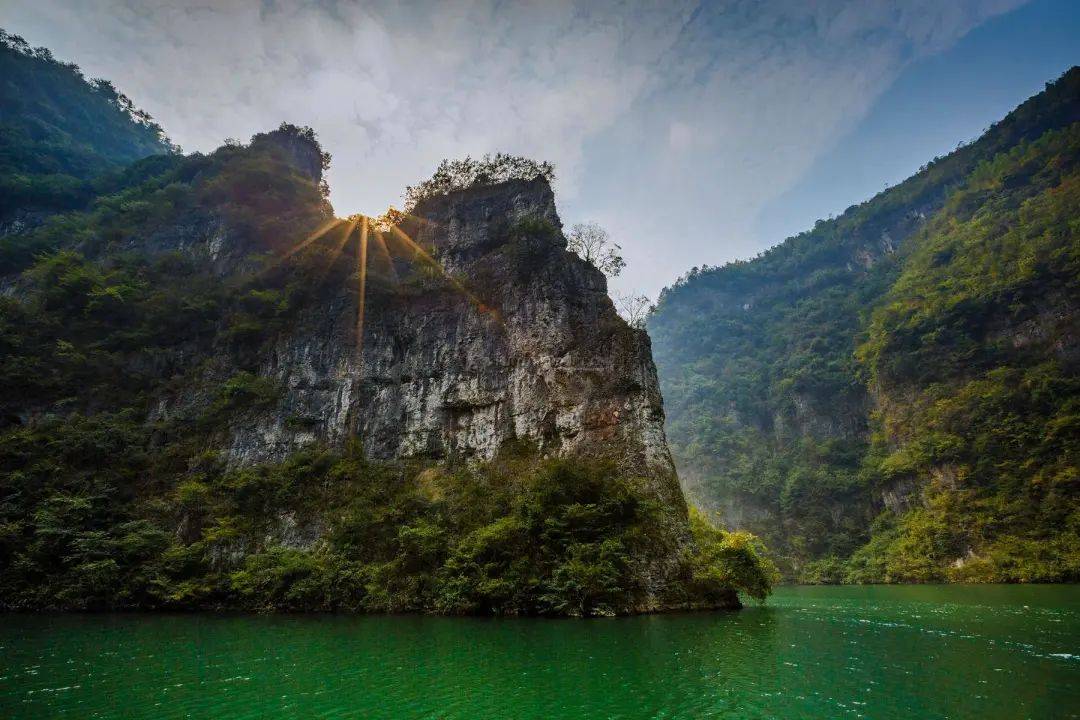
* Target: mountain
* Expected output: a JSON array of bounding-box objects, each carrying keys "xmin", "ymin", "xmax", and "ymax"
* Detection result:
[
  {"xmin": 0, "ymin": 29, "xmax": 174, "ymax": 234},
  {"xmin": 650, "ymin": 68, "xmax": 1080, "ymax": 583},
  {"xmin": 0, "ymin": 33, "xmax": 775, "ymax": 614}
]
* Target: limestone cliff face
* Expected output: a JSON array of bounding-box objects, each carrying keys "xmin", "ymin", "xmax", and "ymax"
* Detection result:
[{"xmin": 222, "ymin": 177, "xmax": 680, "ymax": 504}]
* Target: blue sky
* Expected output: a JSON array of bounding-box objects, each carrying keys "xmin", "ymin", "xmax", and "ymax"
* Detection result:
[
  {"xmin": 5, "ymin": 0, "xmax": 1077, "ymax": 297},
  {"xmin": 756, "ymin": 0, "xmax": 1080, "ymax": 245}
]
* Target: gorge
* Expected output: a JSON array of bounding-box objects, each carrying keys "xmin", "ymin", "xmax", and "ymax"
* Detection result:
[{"xmin": 2, "ymin": 7, "xmax": 1079, "ymax": 719}]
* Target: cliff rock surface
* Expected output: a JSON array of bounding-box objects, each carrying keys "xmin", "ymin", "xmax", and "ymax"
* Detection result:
[{"xmin": 223, "ymin": 178, "xmax": 677, "ymax": 504}]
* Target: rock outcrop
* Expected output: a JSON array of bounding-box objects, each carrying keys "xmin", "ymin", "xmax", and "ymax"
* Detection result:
[{"xmin": 222, "ymin": 176, "xmax": 680, "ymax": 506}]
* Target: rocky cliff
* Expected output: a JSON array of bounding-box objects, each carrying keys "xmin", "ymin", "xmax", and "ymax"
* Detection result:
[{"xmin": 222, "ymin": 177, "xmax": 678, "ymax": 510}]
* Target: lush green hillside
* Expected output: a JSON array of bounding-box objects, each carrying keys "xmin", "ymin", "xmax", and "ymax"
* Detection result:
[
  {"xmin": 650, "ymin": 67, "xmax": 1080, "ymax": 582},
  {"xmin": 0, "ymin": 29, "xmax": 175, "ymax": 222}
]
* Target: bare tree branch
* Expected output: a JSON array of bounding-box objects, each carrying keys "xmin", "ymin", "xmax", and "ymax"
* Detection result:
[
  {"xmin": 567, "ymin": 222, "xmax": 625, "ymax": 277},
  {"xmin": 615, "ymin": 293, "xmax": 654, "ymax": 329}
]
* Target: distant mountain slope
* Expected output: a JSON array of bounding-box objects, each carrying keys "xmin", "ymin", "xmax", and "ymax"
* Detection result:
[
  {"xmin": 649, "ymin": 67, "xmax": 1080, "ymax": 582},
  {"xmin": 0, "ymin": 29, "xmax": 174, "ymax": 226}
]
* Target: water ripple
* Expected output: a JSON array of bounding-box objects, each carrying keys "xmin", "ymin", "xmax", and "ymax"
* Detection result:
[{"xmin": 0, "ymin": 586, "xmax": 1077, "ymax": 719}]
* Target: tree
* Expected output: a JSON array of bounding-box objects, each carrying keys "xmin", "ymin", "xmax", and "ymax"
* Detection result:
[
  {"xmin": 567, "ymin": 223, "xmax": 625, "ymax": 277},
  {"xmin": 685, "ymin": 507, "xmax": 778, "ymax": 602},
  {"xmin": 615, "ymin": 293, "xmax": 653, "ymax": 329},
  {"xmin": 403, "ymin": 154, "xmax": 555, "ymax": 209}
]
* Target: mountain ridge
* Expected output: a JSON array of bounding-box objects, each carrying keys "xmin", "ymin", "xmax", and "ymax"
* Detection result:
[{"xmin": 650, "ymin": 66, "xmax": 1080, "ymax": 582}]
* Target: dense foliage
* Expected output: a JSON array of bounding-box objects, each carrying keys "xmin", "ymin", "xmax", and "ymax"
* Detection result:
[
  {"xmin": 650, "ymin": 67, "xmax": 1080, "ymax": 582},
  {"xmin": 846, "ymin": 123, "xmax": 1080, "ymax": 583},
  {"xmin": 404, "ymin": 153, "xmax": 555, "ymax": 209},
  {"xmin": 0, "ymin": 197, "xmax": 772, "ymax": 612},
  {"xmin": 0, "ymin": 196, "xmax": 773, "ymax": 613},
  {"xmin": 0, "ymin": 425, "xmax": 773, "ymax": 614},
  {"xmin": 0, "ymin": 29, "xmax": 175, "ymax": 219}
]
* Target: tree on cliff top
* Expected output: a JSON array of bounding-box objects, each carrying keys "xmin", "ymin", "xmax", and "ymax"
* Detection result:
[
  {"xmin": 403, "ymin": 153, "xmax": 555, "ymax": 208},
  {"xmin": 567, "ymin": 222, "xmax": 626, "ymax": 278},
  {"xmin": 615, "ymin": 293, "xmax": 654, "ymax": 329}
]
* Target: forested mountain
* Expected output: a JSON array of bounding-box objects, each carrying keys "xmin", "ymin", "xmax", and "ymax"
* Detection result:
[
  {"xmin": 650, "ymin": 67, "xmax": 1080, "ymax": 583},
  {"xmin": 0, "ymin": 30, "xmax": 175, "ymax": 227},
  {"xmin": 0, "ymin": 34, "xmax": 775, "ymax": 614}
]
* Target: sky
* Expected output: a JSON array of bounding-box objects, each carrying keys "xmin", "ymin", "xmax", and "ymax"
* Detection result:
[{"xmin": 5, "ymin": 0, "xmax": 1078, "ymax": 298}]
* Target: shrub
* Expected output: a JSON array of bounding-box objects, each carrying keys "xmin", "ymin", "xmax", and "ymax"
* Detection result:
[{"xmin": 684, "ymin": 507, "xmax": 779, "ymax": 602}]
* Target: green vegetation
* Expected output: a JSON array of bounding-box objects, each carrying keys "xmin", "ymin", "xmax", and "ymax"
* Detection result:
[
  {"xmin": 650, "ymin": 67, "xmax": 1080, "ymax": 583},
  {"xmin": 0, "ymin": 125, "xmax": 333, "ymax": 418},
  {"xmin": 685, "ymin": 507, "xmax": 779, "ymax": 602},
  {"xmin": 404, "ymin": 153, "xmax": 555, "ymax": 209},
  {"xmin": 0, "ymin": 432, "xmax": 775, "ymax": 613},
  {"xmin": 0, "ymin": 29, "xmax": 175, "ymax": 219},
  {"xmin": 0, "ymin": 143, "xmax": 772, "ymax": 612},
  {"xmin": 848, "ymin": 123, "xmax": 1080, "ymax": 583}
]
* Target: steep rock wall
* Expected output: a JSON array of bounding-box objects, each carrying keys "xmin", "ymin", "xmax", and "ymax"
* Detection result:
[{"xmin": 222, "ymin": 178, "xmax": 680, "ymax": 504}]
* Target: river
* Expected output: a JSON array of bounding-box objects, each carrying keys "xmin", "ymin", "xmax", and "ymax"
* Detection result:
[{"xmin": 1, "ymin": 585, "xmax": 1076, "ymax": 719}]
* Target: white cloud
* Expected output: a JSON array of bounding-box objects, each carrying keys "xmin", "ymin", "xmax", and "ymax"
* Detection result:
[
  {"xmin": 668, "ymin": 121, "xmax": 697, "ymax": 152},
  {"xmin": 5, "ymin": 0, "xmax": 691, "ymax": 209},
  {"xmin": 4, "ymin": 0, "xmax": 1028, "ymax": 296}
]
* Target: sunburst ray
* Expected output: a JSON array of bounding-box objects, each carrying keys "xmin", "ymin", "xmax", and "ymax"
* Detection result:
[
  {"xmin": 255, "ymin": 216, "xmax": 344, "ymax": 279},
  {"xmin": 371, "ymin": 227, "xmax": 399, "ymax": 281},
  {"xmin": 356, "ymin": 217, "xmax": 370, "ymax": 360},
  {"xmin": 282, "ymin": 217, "xmax": 343, "ymax": 261},
  {"xmin": 386, "ymin": 224, "xmax": 501, "ymax": 322}
]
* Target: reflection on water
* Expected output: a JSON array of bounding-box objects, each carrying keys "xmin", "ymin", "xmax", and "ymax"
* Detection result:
[{"xmin": 1, "ymin": 585, "xmax": 1077, "ymax": 719}]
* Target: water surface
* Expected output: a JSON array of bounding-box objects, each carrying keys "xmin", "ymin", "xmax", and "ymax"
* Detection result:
[{"xmin": 2, "ymin": 585, "xmax": 1077, "ymax": 719}]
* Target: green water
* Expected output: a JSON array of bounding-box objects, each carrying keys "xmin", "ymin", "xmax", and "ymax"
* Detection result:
[{"xmin": 1, "ymin": 585, "xmax": 1077, "ymax": 719}]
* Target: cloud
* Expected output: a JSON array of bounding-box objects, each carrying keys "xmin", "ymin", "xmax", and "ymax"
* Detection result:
[
  {"xmin": 5, "ymin": 0, "xmax": 1028, "ymax": 296},
  {"xmin": 4, "ymin": 0, "xmax": 689, "ymax": 207},
  {"xmin": 578, "ymin": 0, "xmax": 1030, "ymax": 296}
]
